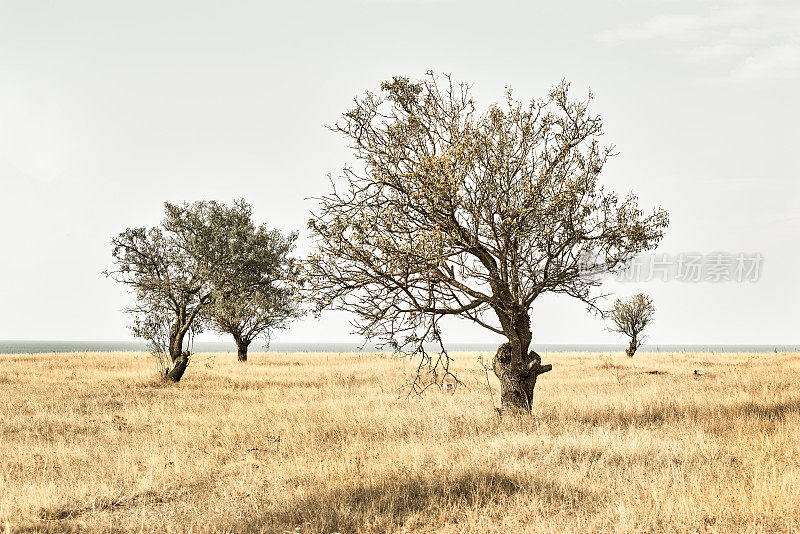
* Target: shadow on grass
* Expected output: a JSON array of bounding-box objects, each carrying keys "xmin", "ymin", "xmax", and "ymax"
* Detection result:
[
  {"xmin": 725, "ymin": 399, "xmax": 800, "ymax": 421},
  {"xmin": 35, "ymin": 490, "xmax": 165, "ymax": 523},
  {"xmin": 236, "ymin": 467, "xmax": 600, "ymax": 533},
  {"xmin": 565, "ymin": 397, "xmax": 800, "ymax": 430}
]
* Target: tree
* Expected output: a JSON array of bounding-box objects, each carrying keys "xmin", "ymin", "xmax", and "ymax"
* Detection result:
[
  {"xmin": 203, "ymin": 206, "xmax": 302, "ymax": 362},
  {"xmin": 305, "ymin": 73, "xmax": 669, "ymax": 412},
  {"xmin": 108, "ymin": 199, "xmax": 269, "ymax": 381},
  {"xmin": 608, "ymin": 293, "xmax": 655, "ymax": 358}
]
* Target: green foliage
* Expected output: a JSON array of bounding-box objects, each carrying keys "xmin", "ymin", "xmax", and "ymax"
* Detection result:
[
  {"xmin": 108, "ymin": 205, "xmax": 215, "ymax": 360},
  {"xmin": 201, "ymin": 203, "xmax": 303, "ymax": 351},
  {"xmin": 108, "ymin": 199, "xmax": 301, "ymax": 369}
]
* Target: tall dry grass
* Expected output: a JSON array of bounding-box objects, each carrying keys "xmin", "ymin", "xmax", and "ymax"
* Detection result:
[{"xmin": 1, "ymin": 350, "xmax": 798, "ymax": 532}]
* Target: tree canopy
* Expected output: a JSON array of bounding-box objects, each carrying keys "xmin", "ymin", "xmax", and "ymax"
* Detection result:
[
  {"xmin": 203, "ymin": 207, "xmax": 302, "ymax": 362},
  {"xmin": 108, "ymin": 199, "xmax": 300, "ymax": 379},
  {"xmin": 108, "ymin": 204, "xmax": 215, "ymax": 378}
]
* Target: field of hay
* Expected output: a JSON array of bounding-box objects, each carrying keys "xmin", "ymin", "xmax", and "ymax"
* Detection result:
[{"xmin": 1, "ymin": 350, "xmax": 798, "ymax": 533}]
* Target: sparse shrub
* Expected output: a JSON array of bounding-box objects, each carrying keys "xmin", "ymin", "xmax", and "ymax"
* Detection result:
[{"xmin": 608, "ymin": 293, "xmax": 656, "ymax": 358}]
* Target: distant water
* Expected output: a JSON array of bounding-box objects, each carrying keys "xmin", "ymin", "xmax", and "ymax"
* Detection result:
[{"xmin": 0, "ymin": 340, "xmax": 796, "ymax": 355}]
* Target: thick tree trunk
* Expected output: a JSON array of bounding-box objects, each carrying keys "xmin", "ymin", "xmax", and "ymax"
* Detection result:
[
  {"xmin": 236, "ymin": 339, "xmax": 249, "ymax": 362},
  {"xmin": 487, "ymin": 306, "xmax": 552, "ymax": 412},
  {"xmin": 492, "ymin": 342, "xmax": 552, "ymax": 413},
  {"xmin": 489, "ymin": 308, "xmax": 551, "ymax": 413},
  {"xmin": 166, "ymin": 350, "xmax": 190, "ymax": 382},
  {"xmin": 626, "ymin": 334, "xmax": 637, "ymax": 358},
  {"xmin": 168, "ymin": 322, "xmax": 186, "ymax": 362}
]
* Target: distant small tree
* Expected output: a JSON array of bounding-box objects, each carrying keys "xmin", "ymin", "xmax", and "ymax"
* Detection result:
[
  {"xmin": 306, "ymin": 73, "xmax": 669, "ymax": 412},
  {"xmin": 203, "ymin": 205, "xmax": 302, "ymax": 362},
  {"xmin": 108, "ymin": 199, "xmax": 278, "ymax": 381},
  {"xmin": 609, "ymin": 293, "xmax": 655, "ymax": 357}
]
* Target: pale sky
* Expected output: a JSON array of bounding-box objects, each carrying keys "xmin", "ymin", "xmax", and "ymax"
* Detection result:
[{"xmin": 0, "ymin": 0, "xmax": 798, "ymax": 345}]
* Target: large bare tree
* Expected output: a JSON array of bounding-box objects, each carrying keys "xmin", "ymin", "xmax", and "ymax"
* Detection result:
[{"xmin": 306, "ymin": 73, "xmax": 669, "ymax": 412}]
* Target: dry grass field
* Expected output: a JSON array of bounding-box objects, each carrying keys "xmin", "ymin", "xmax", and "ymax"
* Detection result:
[{"xmin": 1, "ymin": 350, "xmax": 799, "ymax": 533}]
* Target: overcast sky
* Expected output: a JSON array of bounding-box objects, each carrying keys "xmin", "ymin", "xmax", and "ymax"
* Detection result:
[{"xmin": 1, "ymin": 0, "xmax": 798, "ymax": 345}]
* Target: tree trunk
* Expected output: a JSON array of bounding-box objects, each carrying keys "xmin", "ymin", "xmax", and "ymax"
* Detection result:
[
  {"xmin": 236, "ymin": 338, "xmax": 249, "ymax": 362},
  {"xmin": 168, "ymin": 322, "xmax": 186, "ymax": 362},
  {"xmin": 492, "ymin": 342, "xmax": 552, "ymax": 413},
  {"xmin": 626, "ymin": 334, "xmax": 637, "ymax": 358},
  {"xmin": 490, "ymin": 308, "xmax": 551, "ymax": 413},
  {"xmin": 166, "ymin": 350, "xmax": 190, "ymax": 382}
]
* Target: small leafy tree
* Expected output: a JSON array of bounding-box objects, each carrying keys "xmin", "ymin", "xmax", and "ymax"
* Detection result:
[
  {"xmin": 203, "ymin": 203, "xmax": 302, "ymax": 362},
  {"xmin": 108, "ymin": 199, "xmax": 277, "ymax": 381},
  {"xmin": 306, "ymin": 73, "xmax": 669, "ymax": 412},
  {"xmin": 608, "ymin": 293, "xmax": 655, "ymax": 357}
]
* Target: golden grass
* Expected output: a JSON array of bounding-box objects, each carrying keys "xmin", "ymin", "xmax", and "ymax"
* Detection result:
[{"xmin": 1, "ymin": 350, "xmax": 799, "ymax": 533}]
